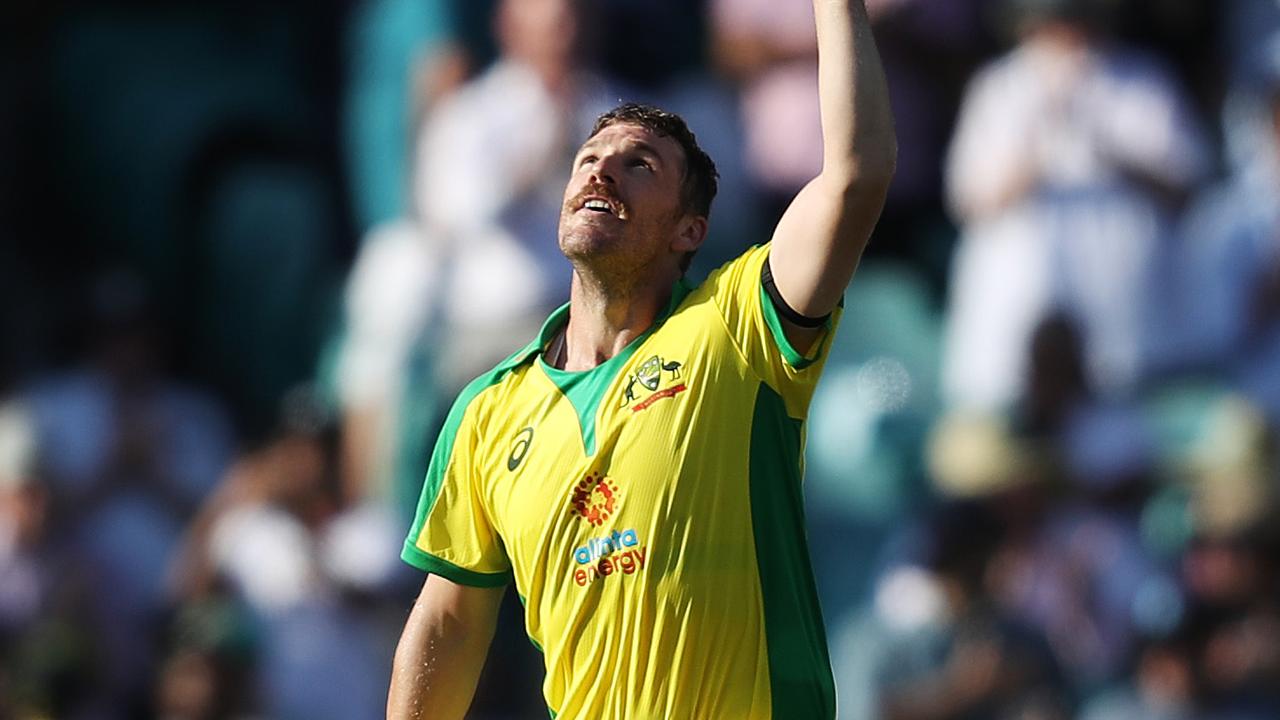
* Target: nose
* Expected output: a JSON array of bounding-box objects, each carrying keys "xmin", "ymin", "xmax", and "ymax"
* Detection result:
[{"xmin": 587, "ymin": 153, "xmax": 622, "ymax": 186}]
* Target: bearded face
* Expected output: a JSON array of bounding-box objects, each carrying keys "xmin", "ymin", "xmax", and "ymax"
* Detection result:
[{"xmin": 558, "ymin": 123, "xmax": 691, "ymax": 278}]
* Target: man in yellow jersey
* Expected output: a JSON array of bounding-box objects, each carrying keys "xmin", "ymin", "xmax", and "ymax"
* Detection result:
[{"xmin": 388, "ymin": 1, "xmax": 895, "ymax": 717}]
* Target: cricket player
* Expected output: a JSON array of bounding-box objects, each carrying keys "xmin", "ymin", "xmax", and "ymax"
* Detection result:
[{"xmin": 389, "ymin": 1, "xmax": 895, "ymax": 716}]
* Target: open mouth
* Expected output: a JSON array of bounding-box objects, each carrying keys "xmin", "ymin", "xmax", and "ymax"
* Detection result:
[{"xmin": 577, "ymin": 194, "xmax": 623, "ymax": 218}]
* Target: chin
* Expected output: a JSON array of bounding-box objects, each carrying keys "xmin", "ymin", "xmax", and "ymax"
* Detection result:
[{"xmin": 558, "ymin": 225, "xmax": 622, "ymax": 262}]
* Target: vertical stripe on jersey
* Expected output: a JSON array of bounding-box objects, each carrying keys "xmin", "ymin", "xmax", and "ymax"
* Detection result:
[{"xmin": 749, "ymin": 383, "xmax": 837, "ymax": 719}]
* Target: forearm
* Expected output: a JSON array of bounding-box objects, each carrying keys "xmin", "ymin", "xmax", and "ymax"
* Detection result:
[
  {"xmin": 765, "ymin": 0, "xmax": 895, "ymax": 323},
  {"xmin": 388, "ymin": 576, "xmax": 503, "ymax": 720},
  {"xmin": 814, "ymin": 0, "xmax": 896, "ymax": 185}
]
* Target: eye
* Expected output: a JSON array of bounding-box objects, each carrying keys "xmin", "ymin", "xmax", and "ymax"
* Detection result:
[
  {"xmin": 578, "ymin": 154, "xmax": 597, "ymax": 168},
  {"xmin": 629, "ymin": 158, "xmax": 652, "ymax": 171}
]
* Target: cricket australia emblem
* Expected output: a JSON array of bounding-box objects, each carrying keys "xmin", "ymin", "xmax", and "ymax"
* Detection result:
[{"xmin": 620, "ymin": 355, "xmax": 687, "ymax": 412}]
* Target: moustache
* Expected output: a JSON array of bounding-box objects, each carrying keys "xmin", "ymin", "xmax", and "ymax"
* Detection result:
[{"xmin": 568, "ymin": 184, "xmax": 625, "ymax": 214}]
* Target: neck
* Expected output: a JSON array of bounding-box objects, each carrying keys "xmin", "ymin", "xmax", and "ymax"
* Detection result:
[{"xmin": 555, "ymin": 266, "xmax": 679, "ymax": 371}]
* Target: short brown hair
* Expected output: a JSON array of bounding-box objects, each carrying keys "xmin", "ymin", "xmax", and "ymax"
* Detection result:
[{"xmin": 587, "ymin": 103, "xmax": 719, "ymax": 221}]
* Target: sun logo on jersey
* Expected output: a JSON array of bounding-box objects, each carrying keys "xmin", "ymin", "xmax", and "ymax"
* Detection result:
[
  {"xmin": 571, "ymin": 472, "xmax": 618, "ymax": 527},
  {"xmin": 621, "ymin": 355, "xmax": 687, "ymax": 410}
]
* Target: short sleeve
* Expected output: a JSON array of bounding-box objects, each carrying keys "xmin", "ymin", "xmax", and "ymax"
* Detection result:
[
  {"xmin": 703, "ymin": 243, "xmax": 841, "ymax": 419},
  {"xmin": 401, "ymin": 387, "xmax": 512, "ymax": 587}
]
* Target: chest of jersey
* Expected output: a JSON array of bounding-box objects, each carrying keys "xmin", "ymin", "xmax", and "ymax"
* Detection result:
[{"xmin": 475, "ymin": 308, "xmax": 762, "ymax": 601}]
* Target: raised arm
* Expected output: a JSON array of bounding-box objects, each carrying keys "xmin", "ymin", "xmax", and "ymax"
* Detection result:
[
  {"xmin": 388, "ymin": 575, "xmax": 506, "ymax": 720},
  {"xmin": 768, "ymin": 0, "xmax": 896, "ymax": 347}
]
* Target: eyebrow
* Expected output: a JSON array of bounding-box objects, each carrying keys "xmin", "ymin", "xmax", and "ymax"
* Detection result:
[{"xmin": 576, "ymin": 139, "xmax": 665, "ymax": 166}]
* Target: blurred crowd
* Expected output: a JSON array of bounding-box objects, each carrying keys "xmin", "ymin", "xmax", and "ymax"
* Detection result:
[{"xmin": 1, "ymin": 0, "xmax": 1279, "ymax": 717}]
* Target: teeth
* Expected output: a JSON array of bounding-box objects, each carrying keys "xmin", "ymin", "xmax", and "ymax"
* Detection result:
[{"xmin": 584, "ymin": 199, "xmax": 612, "ymax": 212}]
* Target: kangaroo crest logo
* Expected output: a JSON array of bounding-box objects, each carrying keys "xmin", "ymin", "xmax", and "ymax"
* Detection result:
[
  {"xmin": 622, "ymin": 355, "xmax": 687, "ymax": 411},
  {"xmin": 571, "ymin": 472, "xmax": 618, "ymax": 527}
]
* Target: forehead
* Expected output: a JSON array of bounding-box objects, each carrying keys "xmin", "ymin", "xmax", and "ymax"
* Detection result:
[{"xmin": 579, "ymin": 122, "xmax": 685, "ymax": 165}]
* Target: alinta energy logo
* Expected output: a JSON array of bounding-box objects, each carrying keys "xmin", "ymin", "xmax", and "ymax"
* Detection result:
[
  {"xmin": 570, "ymin": 471, "xmax": 618, "ymax": 527},
  {"xmin": 620, "ymin": 354, "xmax": 687, "ymax": 412},
  {"xmin": 571, "ymin": 528, "xmax": 648, "ymax": 587}
]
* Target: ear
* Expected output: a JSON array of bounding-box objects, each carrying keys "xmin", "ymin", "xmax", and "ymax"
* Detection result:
[{"xmin": 671, "ymin": 215, "xmax": 708, "ymax": 256}]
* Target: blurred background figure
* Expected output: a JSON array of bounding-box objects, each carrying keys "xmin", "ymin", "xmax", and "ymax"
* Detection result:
[
  {"xmin": 943, "ymin": 0, "xmax": 1211, "ymax": 411},
  {"xmin": 710, "ymin": 0, "xmax": 821, "ymax": 227},
  {"xmin": 835, "ymin": 500, "xmax": 1071, "ymax": 720},
  {"xmin": 5, "ymin": 1, "xmax": 1280, "ymax": 718},
  {"xmin": 20, "ymin": 272, "xmax": 235, "ymax": 716},
  {"xmin": 171, "ymin": 388, "xmax": 403, "ymax": 720},
  {"xmin": 1174, "ymin": 53, "xmax": 1280, "ymax": 424},
  {"xmin": 343, "ymin": 0, "xmax": 460, "ymax": 234}
]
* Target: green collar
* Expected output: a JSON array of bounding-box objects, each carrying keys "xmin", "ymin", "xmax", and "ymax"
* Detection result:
[
  {"xmin": 506, "ymin": 277, "xmax": 694, "ymax": 370},
  {"xmin": 520, "ymin": 278, "xmax": 693, "ymax": 456}
]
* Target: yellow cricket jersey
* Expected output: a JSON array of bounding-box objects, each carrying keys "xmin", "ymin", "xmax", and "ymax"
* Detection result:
[{"xmin": 402, "ymin": 243, "xmax": 841, "ymax": 719}]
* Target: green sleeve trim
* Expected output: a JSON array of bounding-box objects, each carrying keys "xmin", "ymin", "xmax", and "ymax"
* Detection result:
[
  {"xmin": 758, "ymin": 283, "xmax": 832, "ymax": 370},
  {"xmin": 400, "ymin": 542, "xmax": 513, "ymax": 587},
  {"xmin": 402, "ymin": 344, "xmax": 535, "ymax": 575}
]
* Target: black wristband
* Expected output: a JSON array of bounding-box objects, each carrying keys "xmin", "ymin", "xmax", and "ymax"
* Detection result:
[{"xmin": 761, "ymin": 255, "xmax": 831, "ymax": 329}]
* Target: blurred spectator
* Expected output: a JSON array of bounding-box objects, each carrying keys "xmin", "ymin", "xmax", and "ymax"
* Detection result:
[
  {"xmin": 410, "ymin": 0, "xmax": 608, "ymax": 338},
  {"xmin": 0, "ymin": 402, "xmax": 44, "ymax": 637},
  {"xmin": 1180, "ymin": 527, "xmax": 1280, "ymax": 718},
  {"xmin": 0, "ymin": 398, "xmax": 114, "ymax": 718},
  {"xmin": 20, "ymin": 271, "xmax": 235, "ymax": 714},
  {"xmin": 710, "ymin": 0, "xmax": 820, "ymax": 224},
  {"xmin": 1173, "ymin": 57, "xmax": 1280, "ymax": 422},
  {"xmin": 152, "ymin": 649, "xmax": 225, "ymax": 720},
  {"xmin": 834, "ymin": 502, "xmax": 1071, "ymax": 720},
  {"xmin": 928, "ymin": 401, "xmax": 1175, "ymax": 690},
  {"xmin": 0, "ymin": 401, "xmax": 60, "ymax": 717},
  {"xmin": 864, "ymin": 0, "xmax": 994, "ymax": 290},
  {"xmin": 172, "ymin": 389, "xmax": 402, "ymax": 720},
  {"xmin": 942, "ymin": 0, "xmax": 1212, "ymax": 410},
  {"xmin": 1078, "ymin": 627, "xmax": 1197, "ymax": 720},
  {"xmin": 1221, "ymin": 1, "xmax": 1280, "ymax": 176},
  {"xmin": 1000, "ymin": 404, "xmax": 1173, "ymax": 689},
  {"xmin": 27, "ymin": 271, "xmax": 234, "ymax": 508},
  {"xmin": 343, "ymin": 0, "xmax": 464, "ymax": 232}
]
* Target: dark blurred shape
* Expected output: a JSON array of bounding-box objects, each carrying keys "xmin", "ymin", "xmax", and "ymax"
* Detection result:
[
  {"xmin": 17, "ymin": 268, "xmax": 236, "ymax": 715},
  {"xmin": 862, "ymin": 0, "xmax": 995, "ymax": 295},
  {"xmin": 1022, "ymin": 313, "xmax": 1089, "ymax": 437},
  {"xmin": 1003, "ymin": 0, "xmax": 1121, "ymax": 35},
  {"xmin": 168, "ymin": 386, "xmax": 406, "ymax": 719},
  {"xmin": 594, "ymin": 0, "xmax": 708, "ymax": 89},
  {"xmin": 179, "ymin": 125, "xmax": 345, "ymax": 440},
  {"xmin": 343, "ymin": 0, "xmax": 456, "ymax": 232},
  {"xmin": 835, "ymin": 502, "xmax": 1072, "ymax": 720},
  {"xmin": 1177, "ymin": 523, "xmax": 1280, "ymax": 718},
  {"xmin": 1078, "ymin": 621, "xmax": 1197, "ymax": 720}
]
